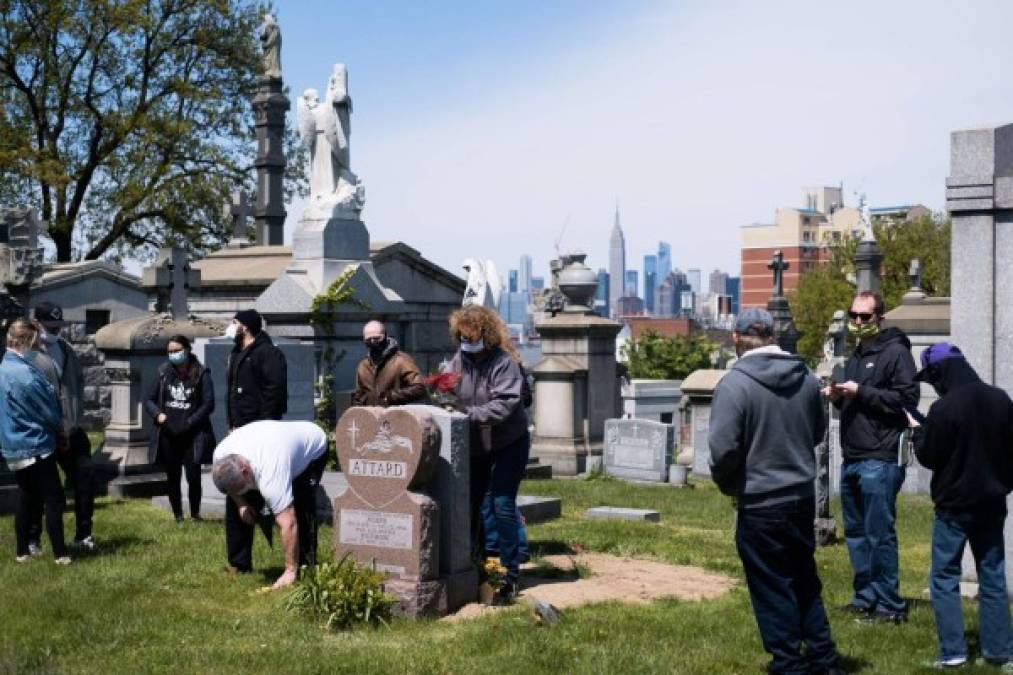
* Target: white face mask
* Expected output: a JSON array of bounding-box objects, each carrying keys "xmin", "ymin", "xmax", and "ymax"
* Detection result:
[
  {"xmin": 460, "ymin": 339, "xmax": 485, "ymax": 353},
  {"xmin": 224, "ymin": 324, "xmax": 238, "ymax": 340}
]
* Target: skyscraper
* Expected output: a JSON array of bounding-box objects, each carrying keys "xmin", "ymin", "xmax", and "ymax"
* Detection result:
[
  {"xmin": 726, "ymin": 276, "xmax": 741, "ymax": 315},
  {"xmin": 709, "ymin": 269, "xmax": 729, "ymax": 296},
  {"xmin": 595, "ymin": 268, "xmax": 610, "ymax": 317},
  {"xmin": 624, "ymin": 270, "xmax": 638, "ymax": 297},
  {"xmin": 654, "ymin": 270, "xmax": 690, "ymax": 317},
  {"xmin": 608, "ymin": 205, "xmax": 625, "ymax": 318},
  {"xmin": 687, "ymin": 268, "xmax": 702, "ymax": 295},
  {"xmin": 519, "ymin": 255, "xmax": 533, "ymax": 294},
  {"xmin": 643, "ymin": 254, "xmax": 657, "ymax": 313},
  {"xmin": 508, "ymin": 269, "xmax": 518, "ymax": 293},
  {"xmin": 657, "ymin": 241, "xmax": 672, "ymax": 279}
]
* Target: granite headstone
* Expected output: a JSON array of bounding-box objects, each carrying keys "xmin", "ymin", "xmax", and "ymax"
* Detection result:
[
  {"xmin": 603, "ymin": 418, "xmax": 673, "ymax": 483},
  {"xmin": 334, "ymin": 406, "xmax": 444, "ymax": 616}
]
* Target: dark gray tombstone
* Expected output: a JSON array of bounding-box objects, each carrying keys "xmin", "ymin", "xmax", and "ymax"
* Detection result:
[
  {"xmin": 224, "ymin": 190, "xmax": 254, "ymax": 249},
  {"xmin": 766, "ymin": 249, "xmax": 801, "ymax": 354}
]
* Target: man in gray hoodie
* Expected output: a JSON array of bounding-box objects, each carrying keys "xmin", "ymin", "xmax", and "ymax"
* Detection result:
[{"xmin": 709, "ymin": 308, "xmax": 840, "ymax": 675}]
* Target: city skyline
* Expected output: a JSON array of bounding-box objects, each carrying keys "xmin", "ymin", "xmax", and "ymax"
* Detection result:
[{"xmin": 264, "ymin": 1, "xmax": 1013, "ymax": 286}]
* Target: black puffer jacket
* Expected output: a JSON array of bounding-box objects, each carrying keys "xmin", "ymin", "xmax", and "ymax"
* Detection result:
[
  {"xmin": 226, "ymin": 332, "xmax": 288, "ymax": 428},
  {"xmin": 838, "ymin": 327, "xmax": 919, "ymax": 463},
  {"xmin": 913, "ymin": 358, "xmax": 1013, "ymax": 512}
]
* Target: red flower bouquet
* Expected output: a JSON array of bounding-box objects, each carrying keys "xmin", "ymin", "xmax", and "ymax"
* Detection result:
[{"xmin": 423, "ymin": 372, "xmax": 461, "ymax": 409}]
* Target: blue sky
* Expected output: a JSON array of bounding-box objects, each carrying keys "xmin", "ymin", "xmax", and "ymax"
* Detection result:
[{"xmin": 273, "ymin": 0, "xmax": 1013, "ymax": 287}]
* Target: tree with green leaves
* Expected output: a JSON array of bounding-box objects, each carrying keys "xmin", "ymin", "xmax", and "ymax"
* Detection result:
[
  {"xmin": 621, "ymin": 330, "xmax": 717, "ymax": 380},
  {"xmin": 876, "ymin": 215, "xmax": 950, "ymax": 308},
  {"xmin": 0, "ymin": 0, "xmax": 307, "ymax": 262},
  {"xmin": 788, "ymin": 214, "xmax": 951, "ymax": 365}
]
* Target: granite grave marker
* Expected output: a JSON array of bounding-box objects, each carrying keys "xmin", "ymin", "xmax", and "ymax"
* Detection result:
[
  {"xmin": 603, "ymin": 418, "xmax": 673, "ymax": 483},
  {"xmin": 334, "ymin": 406, "xmax": 444, "ymax": 616}
]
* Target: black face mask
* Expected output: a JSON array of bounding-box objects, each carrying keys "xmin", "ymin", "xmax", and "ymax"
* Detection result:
[{"xmin": 366, "ymin": 338, "xmax": 387, "ymax": 357}]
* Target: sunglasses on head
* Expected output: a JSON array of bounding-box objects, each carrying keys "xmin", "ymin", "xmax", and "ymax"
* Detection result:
[{"xmin": 848, "ymin": 311, "xmax": 876, "ymax": 322}]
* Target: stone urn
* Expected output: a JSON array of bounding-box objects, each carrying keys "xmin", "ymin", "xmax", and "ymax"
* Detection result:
[{"xmin": 557, "ymin": 254, "xmax": 597, "ymax": 313}]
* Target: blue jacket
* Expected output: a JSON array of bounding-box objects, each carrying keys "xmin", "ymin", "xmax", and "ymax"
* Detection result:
[{"xmin": 0, "ymin": 350, "xmax": 63, "ymax": 461}]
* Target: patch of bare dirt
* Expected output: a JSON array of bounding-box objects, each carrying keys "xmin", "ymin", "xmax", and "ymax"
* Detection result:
[{"xmin": 443, "ymin": 553, "xmax": 736, "ymax": 622}]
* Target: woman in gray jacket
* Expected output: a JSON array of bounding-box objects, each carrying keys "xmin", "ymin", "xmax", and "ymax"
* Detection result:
[{"xmin": 447, "ymin": 305, "xmax": 529, "ymax": 604}]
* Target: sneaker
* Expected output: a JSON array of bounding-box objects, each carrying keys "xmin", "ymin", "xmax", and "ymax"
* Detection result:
[
  {"xmin": 982, "ymin": 658, "xmax": 1013, "ymax": 672},
  {"xmin": 856, "ymin": 610, "xmax": 907, "ymax": 625},
  {"xmin": 70, "ymin": 536, "xmax": 97, "ymax": 552},
  {"xmin": 28, "ymin": 542, "xmax": 43, "ymax": 557},
  {"xmin": 15, "ymin": 554, "xmax": 31, "ymax": 563},
  {"xmin": 838, "ymin": 603, "xmax": 871, "ymax": 616},
  {"xmin": 492, "ymin": 581, "xmax": 518, "ymax": 606},
  {"xmin": 54, "ymin": 556, "xmax": 72, "ymax": 566},
  {"xmin": 922, "ymin": 657, "xmax": 967, "ymax": 669}
]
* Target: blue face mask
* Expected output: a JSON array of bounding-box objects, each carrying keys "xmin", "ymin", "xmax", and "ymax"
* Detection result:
[
  {"xmin": 460, "ymin": 338, "xmax": 485, "ymax": 353},
  {"xmin": 168, "ymin": 351, "xmax": 188, "ymax": 366}
]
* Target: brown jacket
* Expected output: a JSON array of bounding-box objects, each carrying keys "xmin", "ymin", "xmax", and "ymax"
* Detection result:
[{"xmin": 353, "ymin": 340, "xmax": 427, "ymax": 407}]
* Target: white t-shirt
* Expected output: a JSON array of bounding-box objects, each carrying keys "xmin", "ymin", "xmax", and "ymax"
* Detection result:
[{"xmin": 213, "ymin": 420, "xmax": 328, "ymax": 514}]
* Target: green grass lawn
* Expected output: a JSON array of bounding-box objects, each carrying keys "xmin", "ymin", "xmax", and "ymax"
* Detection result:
[{"xmin": 0, "ymin": 476, "xmax": 1000, "ymax": 674}]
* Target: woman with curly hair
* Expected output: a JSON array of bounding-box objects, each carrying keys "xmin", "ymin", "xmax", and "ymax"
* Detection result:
[{"xmin": 446, "ymin": 304, "xmax": 529, "ymax": 604}]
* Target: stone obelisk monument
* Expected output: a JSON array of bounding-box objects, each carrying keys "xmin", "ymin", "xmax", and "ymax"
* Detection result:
[{"xmin": 253, "ymin": 13, "xmax": 288, "ymax": 246}]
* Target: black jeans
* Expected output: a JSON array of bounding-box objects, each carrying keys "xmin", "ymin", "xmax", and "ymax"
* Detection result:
[
  {"xmin": 159, "ymin": 438, "xmax": 202, "ymax": 520},
  {"xmin": 736, "ymin": 496, "xmax": 838, "ymax": 675},
  {"xmin": 15, "ymin": 454, "xmax": 67, "ymax": 558},
  {"xmin": 29, "ymin": 429, "xmax": 95, "ymax": 542},
  {"xmin": 224, "ymin": 454, "xmax": 327, "ymax": 572}
]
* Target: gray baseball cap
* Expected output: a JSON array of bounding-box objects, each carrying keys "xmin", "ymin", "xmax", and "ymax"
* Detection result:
[{"xmin": 735, "ymin": 307, "xmax": 774, "ymax": 335}]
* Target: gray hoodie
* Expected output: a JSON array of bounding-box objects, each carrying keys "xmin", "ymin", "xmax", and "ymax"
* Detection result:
[{"xmin": 708, "ymin": 346, "xmax": 825, "ymax": 507}]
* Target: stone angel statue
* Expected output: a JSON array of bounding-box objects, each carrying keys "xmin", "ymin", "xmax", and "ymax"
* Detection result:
[
  {"xmin": 461, "ymin": 259, "xmax": 504, "ymax": 309},
  {"xmin": 259, "ymin": 14, "xmax": 282, "ymax": 79},
  {"xmin": 297, "ymin": 63, "xmax": 365, "ymax": 220}
]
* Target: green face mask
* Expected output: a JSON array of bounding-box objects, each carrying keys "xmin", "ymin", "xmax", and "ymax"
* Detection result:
[{"xmin": 847, "ymin": 321, "xmax": 880, "ymax": 339}]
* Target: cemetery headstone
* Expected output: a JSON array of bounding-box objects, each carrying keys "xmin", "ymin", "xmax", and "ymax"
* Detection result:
[
  {"xmin": 585, "ymin": 506, "xmax": 660, "ymax": 522},
  {"xmin": 603, "ymin": 418, "xmax": 673, "ymax": 483},
  {"xmin": 766, "ymin": 249, "xmax": 801, "ymax": 354},
  {"xmin": 946, "ymin": 123, "xmax": 1013, "ymax": 595},
  {"xmin": 334, "ymin": 406, "xmax": 445, "ymax": 616},
  {"xmin": 224, "ymin": 190, "xmax": 254, "ymax": 248},
  {"xmin": 681, "ymin": 369, "xmax": 727, "ymax": 477}
]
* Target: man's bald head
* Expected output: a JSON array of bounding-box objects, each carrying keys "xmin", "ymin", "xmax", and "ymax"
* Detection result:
[{"xmin": 363, "ymin": 321, "xmax": 386, "ymax": 342}]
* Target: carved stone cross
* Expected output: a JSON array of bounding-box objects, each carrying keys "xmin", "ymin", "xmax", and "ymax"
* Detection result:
[
  {"xmin": 141, "ymin": 247, "xmax": 200, "ymax": 320},
  {"xmin": 224, "ymin": 190, "xmax": 253, "ymax": 248},
  {"xmin": 767, "ymin": 249, "xmax": 789, "ymax": 298}
]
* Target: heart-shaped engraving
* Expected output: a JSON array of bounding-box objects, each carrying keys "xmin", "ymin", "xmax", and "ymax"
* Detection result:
[{"xmin": 335, "ymin": 407, "xmax": 440, "ymax": 508}]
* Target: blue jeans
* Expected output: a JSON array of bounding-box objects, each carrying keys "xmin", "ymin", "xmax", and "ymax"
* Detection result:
[
  {"xmin": 930, "ymin": 506, "xmax": 1012, "ymax": 663},
  {"xmin": 470, "ymin": 432, "xmax": 530, "ymax": 584},
  {"xmin": 481, "ymin": 495, "xmax": 529, "ymax": 562},
  {"xmin": 736, "ymin": 497, "xmax": 839, "ymax": 674},
  {"xmin": 840, "ymin": 459, "xmax": 907, "ymax": 615}
]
